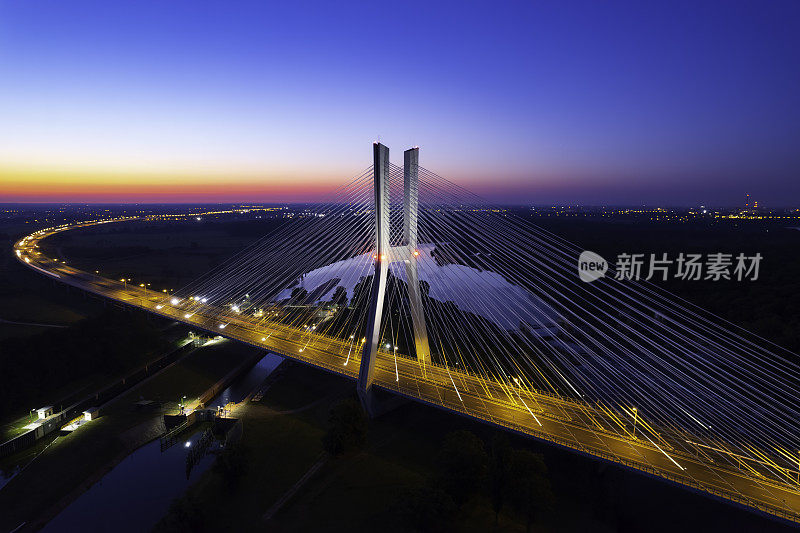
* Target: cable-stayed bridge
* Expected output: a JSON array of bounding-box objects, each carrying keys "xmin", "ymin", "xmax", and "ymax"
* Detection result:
[{"xmin": 14, "ymin": 143, "xmax": 800, "ymax": 524}]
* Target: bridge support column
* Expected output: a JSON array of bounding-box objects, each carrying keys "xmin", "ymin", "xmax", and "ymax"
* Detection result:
[
  {"xmin": 357, "ymin": 142, "xmax": 390, "ymax": 416},
  {"xmin": 403, "ymin": 147, "xmax": 431, "ymax": 368}
]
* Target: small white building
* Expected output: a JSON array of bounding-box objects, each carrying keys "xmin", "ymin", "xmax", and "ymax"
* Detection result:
[
  {"xmin": 37, "ymin": 406, "xmax": 54, "ymax": 419},
  {"xmin": 83, "ymin": 407, "xmax": 100, "ymax": 421}
]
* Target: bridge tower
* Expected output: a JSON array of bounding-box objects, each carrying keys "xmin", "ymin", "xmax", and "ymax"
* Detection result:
[
  {"xmin": 402, "ymin": 147, "xmax": 432, "ymax": 368},
  {"xmin": 357, "ymin": 143, "xmax": 431, "ymax": 415}
]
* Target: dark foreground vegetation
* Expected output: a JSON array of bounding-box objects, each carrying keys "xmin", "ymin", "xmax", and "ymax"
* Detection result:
[{"xmin": 152, "ymin": 364, "xmax": 795, "ymax": 533}]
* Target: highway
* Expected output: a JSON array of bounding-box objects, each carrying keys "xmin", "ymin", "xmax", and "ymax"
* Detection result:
[{"xmin": 13, "ymin": 217, "xmax": 800, "ymax": 525}]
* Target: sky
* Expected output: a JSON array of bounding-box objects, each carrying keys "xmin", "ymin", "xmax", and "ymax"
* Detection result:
[{"xmin": 0, "ymin": 0, "xmax": 799, "ymax": 206}]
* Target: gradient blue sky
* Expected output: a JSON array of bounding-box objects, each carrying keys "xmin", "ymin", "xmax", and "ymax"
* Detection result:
[{"xmin": 1, "ymin": 0, "xmax": 799, "ymax": 205}]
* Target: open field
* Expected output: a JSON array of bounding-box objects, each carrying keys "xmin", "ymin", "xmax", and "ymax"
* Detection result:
[
  {"xmin": 0, "ymin": 252, "xmax": 103, "ymax": 339},
  {"xmin": 157, "ymin": 362, "xmax": 796, "ymax": 532},
  {"xmin": 39, "ymin": 218, "xmax": 283, "ymax": 291}
]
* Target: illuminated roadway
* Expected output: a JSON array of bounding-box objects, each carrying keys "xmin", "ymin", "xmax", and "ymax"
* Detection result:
[{"xmin": 13, "ymin": 216, "xmax": 800, "ymax": 525}]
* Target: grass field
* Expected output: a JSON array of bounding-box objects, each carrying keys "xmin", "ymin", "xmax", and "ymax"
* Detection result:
[
  {"xmin": 155, "ymin": 362, "xmax": 797, "ymax": 533},
  {"xmin": 0, "ymin": 254, "xmax": 104, "ymax": 339},
  {"xmin": 107, "ymin": 340, "xmax": 259, "ymax": 412},
  {"xmin": 40, "ymin": 220, "xmax": 260, "ymax": 291},
  {"xmin": 153, "ymin": 362, "xmax": 352, "ymax": 531}
]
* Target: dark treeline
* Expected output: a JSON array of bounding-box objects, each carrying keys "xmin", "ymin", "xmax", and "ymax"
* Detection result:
[{"xmin": 0, "ymin": 310, "xmax": 166, "ymax": 420}]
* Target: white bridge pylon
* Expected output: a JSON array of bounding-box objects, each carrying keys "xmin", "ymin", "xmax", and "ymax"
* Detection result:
[{"xmin": 357, "ymin": 143, "xmax": 431, "ymax": 412}]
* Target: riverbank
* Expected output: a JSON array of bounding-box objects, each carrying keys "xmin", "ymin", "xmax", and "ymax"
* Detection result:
[{"xmin": 0, "ymin": 340, "xmax": 259, "ymax": 532}]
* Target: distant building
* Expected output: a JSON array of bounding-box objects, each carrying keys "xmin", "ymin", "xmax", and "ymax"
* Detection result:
[{"xmin": 37, "ymin": 406, "xmax": 54, "ymax": 419}]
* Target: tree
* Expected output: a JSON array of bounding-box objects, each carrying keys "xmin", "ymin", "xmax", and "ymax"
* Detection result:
[
  {"xmin": 436, "ymin": 430, "xmax": 488, "ymax": 506},
  {"xmin": 507, "ymin": 450, "xmax": 554, "ymax": 532},
  {"xmin": 212, "ymin": 442, "xmax": 248, "ymax": 489},
  {"xmin": 289, "ymin": 287, "xmax": 308, "ymax": 305},
  {"xmin": 323, "ymin": 398, "xmax": 367, "ymax": 455},
  {"xmin": 392, "ymin": 486, "xmax": 456, "ymax": 533},
  {"xmin": 489, "ymin": 433, "xmax": 511, "ymax": 523},
  {"xmin": 153, "ymin": 494, "xmax": 207, "ymax": 533},
  {"xmin": 328, "ymin": 285, "xmax": 348, "ymax": 307}
]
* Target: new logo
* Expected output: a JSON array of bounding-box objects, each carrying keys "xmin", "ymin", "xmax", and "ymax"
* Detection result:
[{"xmin": 578, "ymin": 251, "xmax": 608, "ymax": 282}]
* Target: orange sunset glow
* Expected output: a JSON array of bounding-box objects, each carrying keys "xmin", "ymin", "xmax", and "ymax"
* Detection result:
[{"xmin": 0, "ymin": 167, "xmax": 343, "ymax": 203}]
